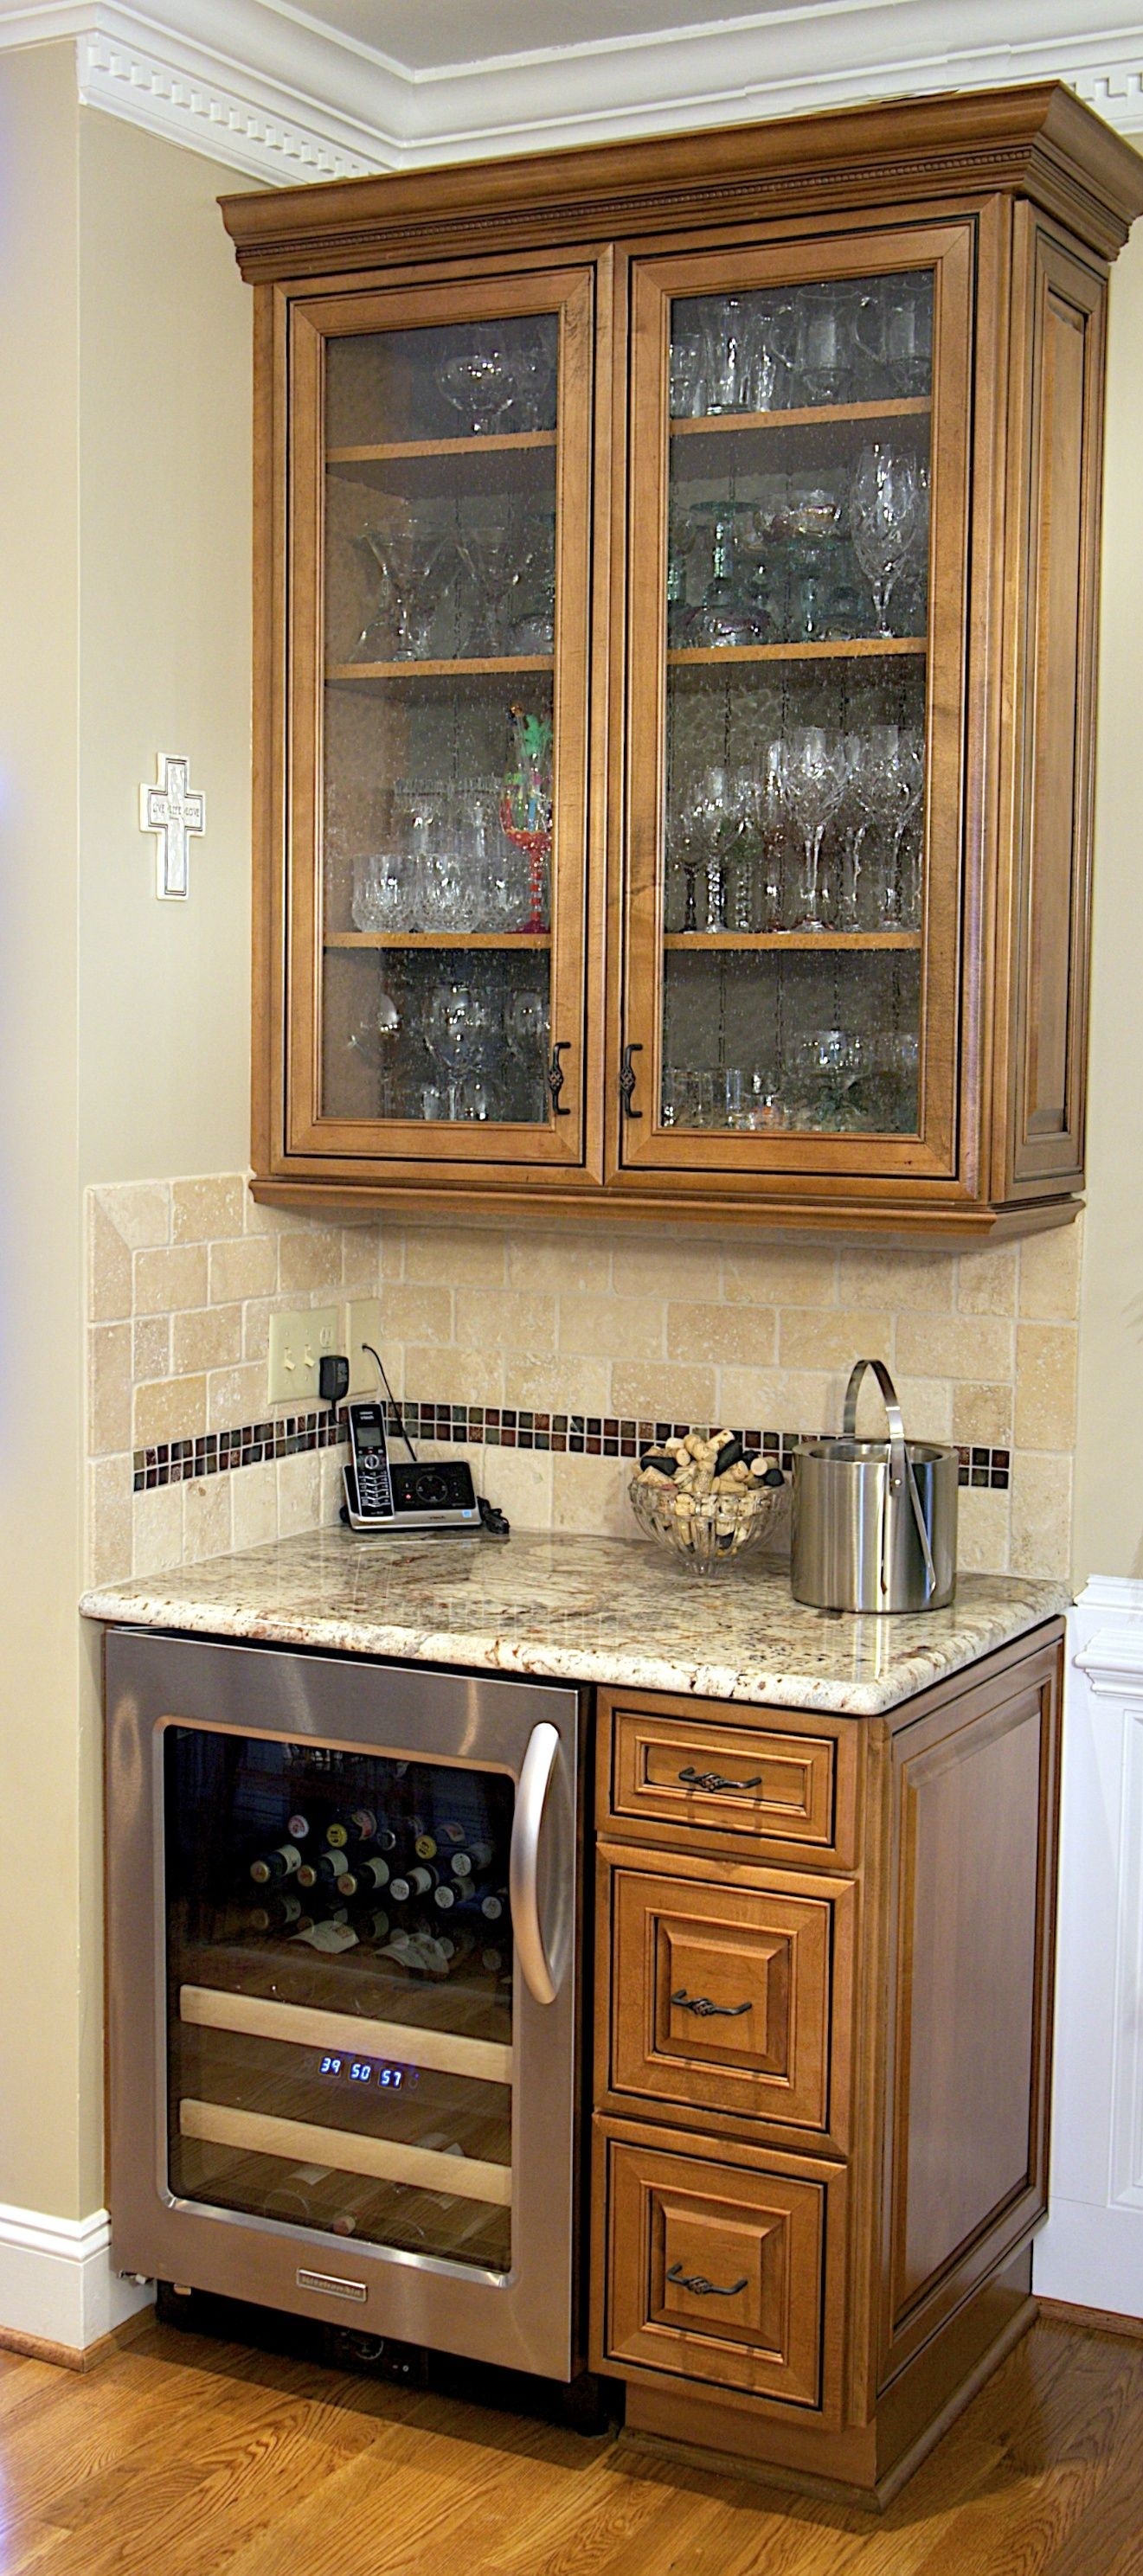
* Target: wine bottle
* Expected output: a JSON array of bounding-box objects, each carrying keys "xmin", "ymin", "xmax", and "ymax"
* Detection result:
[
  {"xmin": 351, "ymin": 1905, "xmax": 391, "ymax": 1943},
  {"xmin": 263, "ymin": 2163, "xmax": 332, "ymax": 2222},
  {"xmin": 414, "ymin": 1833, "xmax": 439, "ymax": 1862},
  {"xmin": 480, "ymin": 1891, "xmax": 507, "ymax": 1921},
  {"xmin": 372, "ymin": 1826, "xmax": 398, "ymax": 1853},
  {"xmin": 389, "ymin": 1863, "xmax": 440, "ymax": 1903},
  {"xmin": 481, "ymin": 1944, "xmax": 505, "ymax": 1975},
  {"xmin": 296, "ymin": 1862, "xmax": 318, "ymax": 1890},
  {"xmin": 348, "ymin": 1808, "xmax": 378, "ymax": 1842},
  {"xmin": 249, "ymin": 1841, "xmax": 302, "ymax": 1884},
  {"xmin": 286, "ymin": 1812, "xmax": 311, "ymax": 1841},
  {"xmin": 450, "ymin": 1842, "xmax": 493, "ymax": 1879},
  {"xmin": 249, "ymin": 1893, "xmax": 305, "ymax": 1934},
  {"xmin": 313, "ymin": 1847, "xmax": 349, "ymax": 1883},
  {"xmin": 324, "ymin": 1821, "xmax": 349, "ymax": 1849}
]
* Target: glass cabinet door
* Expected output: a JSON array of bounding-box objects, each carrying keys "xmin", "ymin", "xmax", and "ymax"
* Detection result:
[
  {"xmin": 166, "ymin": 1727, "xmax": 516, "ymax": 2272},
  {"xmin": 286, "ymin": 270, "xmax": 594, "ymax": 1168},
  {"xmin": 622, "ymin": 223, "xmax": 973, "ymax": 1182}
]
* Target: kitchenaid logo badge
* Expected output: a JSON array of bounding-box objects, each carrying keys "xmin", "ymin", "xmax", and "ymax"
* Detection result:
[{"xmin": 297, "ymin": 2268, "xmax": 368, "ymax": 2303}]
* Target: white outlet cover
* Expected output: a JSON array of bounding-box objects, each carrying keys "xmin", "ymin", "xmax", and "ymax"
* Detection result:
[
  {"xmin": 346, "ymin": 1298, "xmax": 385, "ymax": 1399},
  {"xmin": 267, "ymin": 1304, "xmax": 340, "ymax": 1407}
]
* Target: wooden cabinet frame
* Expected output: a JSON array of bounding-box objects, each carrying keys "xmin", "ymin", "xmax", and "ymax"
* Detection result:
[{"xmin": 223, "ymin": 83, "xmax": 1143, "ymax": 1238}]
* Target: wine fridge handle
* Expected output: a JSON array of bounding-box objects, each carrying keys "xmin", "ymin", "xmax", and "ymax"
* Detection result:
[{"xmin": 510, "ymin": 1721, "xmax": 561, "ymax": 2007}]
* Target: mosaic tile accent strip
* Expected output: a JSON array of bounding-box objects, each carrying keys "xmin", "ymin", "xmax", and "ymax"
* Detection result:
[
  {"xmin": 132, "ymin": 1400, "xmax": 1011, "ymax": 1495},
  {"xmin": 132, "ymin": 1411, "xmax": 344, "ymax": 1492}
]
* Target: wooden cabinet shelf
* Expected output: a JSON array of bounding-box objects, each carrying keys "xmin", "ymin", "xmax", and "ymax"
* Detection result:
[
  {"xmin": 666, "ymin": 638, "xmax": 926, "ymax": 667},
  {"xmin": 327, "ymin": 656, "xmax": 554, "ymax": 682},
  {"xmin": 662, "ymin": 930, "xmax": 922, "ymax": 952},
  {"xmin": 328, "ymin": 431, "xmax": 557, "ymax": 464},
  {"xmin": 224, "ymin": 81, "xmax": 1143, "ymax": 1234},
  {"xmin": 670, "ymin": 393, "xmax": 932, "ymax": 439},
  {"xmin": 326, "ymin": 931, "xmax": 551, "ymax": 951}
]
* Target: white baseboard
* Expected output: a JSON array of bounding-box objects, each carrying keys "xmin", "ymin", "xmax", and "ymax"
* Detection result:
[{"xmin": 0, "ymin": 2201, "xmax": 151, "ymax": 2354}]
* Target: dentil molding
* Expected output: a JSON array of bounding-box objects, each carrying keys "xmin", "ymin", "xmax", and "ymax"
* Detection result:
[{"xmin": 1, "ymin": 1, "xmax": 1143, "ymax": 184}]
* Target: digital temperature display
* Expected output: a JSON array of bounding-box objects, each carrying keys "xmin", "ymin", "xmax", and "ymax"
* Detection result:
[{"xmin": 317, "ymin": 2052, "xmax": 419, "ymax": 2091}]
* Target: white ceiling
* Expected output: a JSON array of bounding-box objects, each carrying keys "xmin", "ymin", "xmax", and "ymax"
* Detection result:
[
  {"xmin": 267, "ymin": 1, "xmax": 807, "ymax": 77},
  {"xmin": 2, "ymin": 0, "xmax": 1142, "ymax": 183}
]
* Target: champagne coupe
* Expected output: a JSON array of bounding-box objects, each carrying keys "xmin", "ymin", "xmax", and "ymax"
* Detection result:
[
  {"xmin": 440, "ymin": 336, "xmax": 523, "ymax": 434},
  {"xmin": 778, "ymin": 727, "xmax": 850, "ymax": 931},
  {"xmin": 850, "ymin": 445, "xmax": 926, "ymax": 637},
  {"xmin": 353, "ymin": 522, "xmax": 448, "ymax": 662}
]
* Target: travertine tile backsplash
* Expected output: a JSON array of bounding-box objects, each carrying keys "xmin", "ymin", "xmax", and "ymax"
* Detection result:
[{"xmin": 87, "ymin": 1174, "xmax": 1082, "ymax": 1585}]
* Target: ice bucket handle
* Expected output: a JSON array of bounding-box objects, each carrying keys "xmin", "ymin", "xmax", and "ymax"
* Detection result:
[{"xmin": 841, "ymin": 1358, "xmax": 940, "ymax": 1602}]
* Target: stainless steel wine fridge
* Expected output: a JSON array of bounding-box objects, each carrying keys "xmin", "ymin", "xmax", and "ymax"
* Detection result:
[{"xmin": 105, "ymin": 1629, "xmax": 583, "ymax": 2380}]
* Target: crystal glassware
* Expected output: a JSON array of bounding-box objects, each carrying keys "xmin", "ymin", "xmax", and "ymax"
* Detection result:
[
  {"xmin": 424, "ymin": 983, "xmax": 492, "ymax": 1121},
  {"xmin": 439, "ymin": 337, "xmax": 524, "ymax": 434},
  {"xmin": 790, "ymin": 284, "xmax": 858, "ymax": 406},
  {"xmin": 778, "ymin": 727, "xmax": 850, "ymax": 931},
  {"xmin": 504, "ymin": 986, "xmax": 550, "ymax": 1121},
  {"xmin": 850, "ymin": 445, "xmax": 926, "ymax": 637},
  {"xmin": 353, "ymin": 522, "xmax": 449, "ymax": 662},
  {"xmin": 454, "ymin": 519, "xmax": 523, "ymax": 656}
]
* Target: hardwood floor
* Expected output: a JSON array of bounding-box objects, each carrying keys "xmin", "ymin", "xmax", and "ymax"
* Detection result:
[{"xmin": 0, "ymin": 2314, "xmax": 1140, "ymax": 2574}]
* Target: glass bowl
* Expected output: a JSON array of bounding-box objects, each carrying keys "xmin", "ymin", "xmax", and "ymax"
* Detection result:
[{"xmin": 628, "ymin": 1466, "xmax": 788, "ymax": 1576}]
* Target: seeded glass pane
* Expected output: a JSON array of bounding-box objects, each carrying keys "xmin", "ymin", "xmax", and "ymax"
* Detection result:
[
  {"xmin": 659, "ymin": 271, "xmax": 934, "ymax": 1138},
  {"xmin": 320, "ymin": 315, "xmax": 559, "ymax": 1126},
  {"xmin": 165, "ymin": 1727, "xmax": 514, "ymax": 2273}
]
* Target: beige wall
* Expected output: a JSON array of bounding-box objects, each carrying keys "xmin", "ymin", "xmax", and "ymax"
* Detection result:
[
  {"xmin": 78, "ymin": 108, "xmax": 253, "ymax": 1186},
  {"xmin": 0, "ymin": 55, "xmax": 255, "ymax": 2220},
  {"xmin": 0, "ymin": 43, "xmax": 85, "ymax": 2218},
  {"xmin": 1073, "ymin": 220, "xmax": 1143, "ymax": 1586}
]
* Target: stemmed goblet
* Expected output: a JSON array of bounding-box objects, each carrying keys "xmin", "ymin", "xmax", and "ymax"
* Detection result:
[
  {"xmin": 777, "ymin": 727, "xmax": 851, "ymax": 932},
  {"xmin": 353, "ymin": 522, "xmax": 448, "ymax": 662},
  {"xmin": 424, "ymin": 983, "xmax": 491, "ymax": 1121},
  {"xmin": 504, "ymin": 987, "xmax": 550, "ymax": 1124},
  {"xmin": 850, "ymin": 445, "xmax": 926, "ymax": 638}
]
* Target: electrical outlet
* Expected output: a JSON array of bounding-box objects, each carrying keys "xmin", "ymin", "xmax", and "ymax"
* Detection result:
[
  {"xmin": 267, "ymin": 1305, "xmax": 339, "ymax": 1407},
  {"xmin": 345, "ymin": 1298, "xmax": 385, "ymax": 1399}
]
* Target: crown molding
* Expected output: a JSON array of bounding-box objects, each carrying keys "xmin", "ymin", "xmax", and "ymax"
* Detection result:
[{"xmin": 1, "ymin": 1, "xmax": 1142, "ymax": 184}]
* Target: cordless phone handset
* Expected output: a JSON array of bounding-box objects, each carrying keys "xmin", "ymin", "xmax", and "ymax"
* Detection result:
[{"xmin": 344, "ymin": 1401, "xmax": 395, "ymax": 1522}]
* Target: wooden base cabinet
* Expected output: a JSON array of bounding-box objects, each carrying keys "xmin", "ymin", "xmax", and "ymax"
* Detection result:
[
  {"xmin": 223, "ymin": 89, "xmax": 1143, "ymax": 1237},
  {"xmin": 590, "ymin": 1624, "xmax": 1063, "ymax": 2506}
]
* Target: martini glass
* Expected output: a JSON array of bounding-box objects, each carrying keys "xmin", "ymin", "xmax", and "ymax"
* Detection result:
[{"xmin": 353, "ymin": 524, "xmax": 447, "ymax": 661}]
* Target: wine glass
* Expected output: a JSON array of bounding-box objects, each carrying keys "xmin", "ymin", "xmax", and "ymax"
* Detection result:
[
  {"xmin": 424, "ymin": 984, "xmax": 491, "ymax": 1120},
  {"xmin": 777, "ymin": 728, "xmax": 850, "ymax": 931},
  {"xmin": 454, "ymin": 518, "xmax": 522, "ymax": 656},
  {"xmin": 791, "ymin": 284, "xmax": 858, "ymax": 406},
  {"xmin": 353, "ymin": 522, "xmax": 448, "ymax": 661},
  {"xmin": 347, "ymin": 988, "xmax": 402, "ymax": 1116},
  {"xmin": 504, "ymin": 987, "xmax": 550, "ymax": 1122},
  {"xmin": 850, "ymin": 445, "xmax": 926, "ymax": 637}
]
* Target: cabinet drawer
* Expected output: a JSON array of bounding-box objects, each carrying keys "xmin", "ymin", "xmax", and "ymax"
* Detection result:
[
  {"xmin": 602, "ymin": 1693, "xmax": 857, "ymax": 1866},
  {"xmin": 599, "ymin": 2129, "xmax": 841, "ymax": 2410},
  {"xmin": 608, "ymin": 1863, "xmax": 851, "ymax": 2137}
]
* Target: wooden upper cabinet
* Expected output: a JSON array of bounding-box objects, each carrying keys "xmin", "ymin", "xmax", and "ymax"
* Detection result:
[{"xmin": 222, "ymin": 82, "xmax": 1143, "ymax": 1238}]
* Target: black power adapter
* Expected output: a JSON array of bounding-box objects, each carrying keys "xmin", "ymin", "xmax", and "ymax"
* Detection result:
[{"xmin": 318, "ymin": 1353, "xmax": 350, "ymax": 1407}]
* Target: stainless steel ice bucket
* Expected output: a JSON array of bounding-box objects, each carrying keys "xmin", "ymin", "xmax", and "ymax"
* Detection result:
[{"xmin": 792, "ymin": 1358, "xmax": 958, "ymax": 1613}]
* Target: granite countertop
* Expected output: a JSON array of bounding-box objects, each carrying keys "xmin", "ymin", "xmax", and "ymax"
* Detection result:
[{"xmin": 80, "ymin": 1528, "xmax": 1069, "ymax": 1718}]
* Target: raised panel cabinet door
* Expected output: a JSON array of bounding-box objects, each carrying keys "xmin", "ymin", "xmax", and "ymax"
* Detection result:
[
  {"xmin": 282, "ymin": 266, "xmax": 596, "ymax": 1174},
  {"xmin": 619, "ymin": 219, "xmax": 974, "ymax": 1187},
  {"xmin": 879, "ymin": 1636, "xmax": 1063, "ymax": 2382},
  {"xmin": 602, "ymin": 1693, "xmax": 858, "ymax": 1866},
  {"xmin": 608, "ymin": 1864, "xmax": 845, "ymax": 2135},
  {"xmin": 601, "ymin": 2132, "xmax": 834, "ymax": 2407},
  {"xmin": 997, "ymin": 217, "xmax": 1107, "ymax": 1197}
]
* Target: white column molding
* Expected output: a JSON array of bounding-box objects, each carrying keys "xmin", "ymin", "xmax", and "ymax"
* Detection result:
[
  {"xmin": 1034, "ymin": 1579, "xmax": 1143, "ymax": 2316},
  {"xmin": 0, "ymin": 2202, "xmax": 151, "ymax": 2355}
]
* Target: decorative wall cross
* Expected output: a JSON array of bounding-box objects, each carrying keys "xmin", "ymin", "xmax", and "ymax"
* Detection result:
[{"xmin": 139, "ymin": 754, "xmax": 206, "ymax": 900}]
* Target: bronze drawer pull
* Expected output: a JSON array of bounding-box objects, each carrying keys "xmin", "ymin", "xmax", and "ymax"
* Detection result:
[
  {"xmin": 671, "ymin": 1989, "xmax": 751, "ymax": 2018},
  {"xmin": 677, "ymin": 1765, "xmax": 762, "ymax": 1794},
  {"xmin": 620, "ymin": 1041, "xmax": 643, "ymax": 1118},
  {"xmin": 666, "ymin": 2262, "xmax": 748, "ymax": 2298}
]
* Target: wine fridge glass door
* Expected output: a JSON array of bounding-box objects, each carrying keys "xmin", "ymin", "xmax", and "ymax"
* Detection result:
[
  {"xmin": 164, "ymin": 1730, "xmax": 517, "ymax": 2275},
  {"xmin": 105, "ymin": 1631, "xmax": 580, "ymax": 2381}
]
